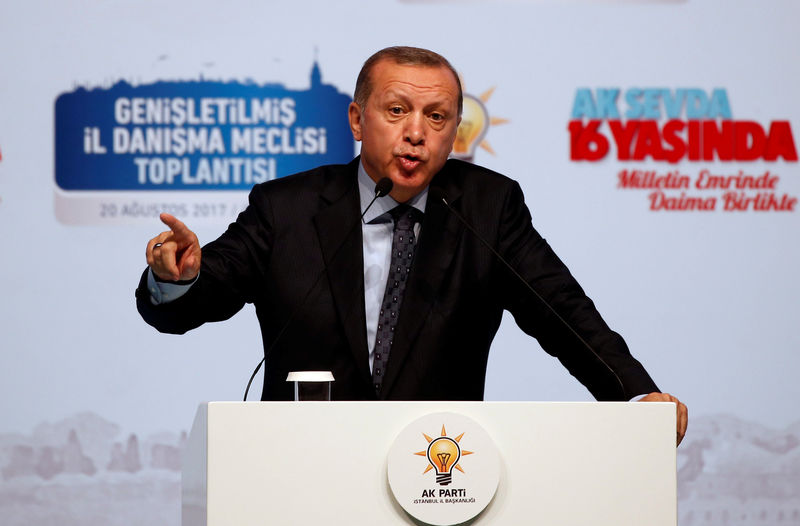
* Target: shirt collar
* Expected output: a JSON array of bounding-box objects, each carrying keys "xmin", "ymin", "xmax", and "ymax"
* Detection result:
[{"xmin": 357, "ymin": 160, "xmax": 427, "ymax": 224}]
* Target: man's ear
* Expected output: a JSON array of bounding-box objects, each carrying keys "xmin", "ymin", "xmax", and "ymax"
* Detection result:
[{"xmin": 348, "ymin": 102, "xmax": 363, "ymax": 141}]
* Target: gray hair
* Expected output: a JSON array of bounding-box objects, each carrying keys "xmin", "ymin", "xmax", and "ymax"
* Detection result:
[{"xmin": 353, "ymin": 46, "xmax": 463, "ymax": 116}]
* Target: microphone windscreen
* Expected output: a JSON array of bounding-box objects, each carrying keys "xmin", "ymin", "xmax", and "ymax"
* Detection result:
[{"xmin": 375, "ymin": 177, "xmax": 393, "ymax": 197}]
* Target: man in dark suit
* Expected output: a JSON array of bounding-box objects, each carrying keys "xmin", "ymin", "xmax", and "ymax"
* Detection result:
[{"xmin": 137, "ymin": 47, "xmax": 687, "ymax": 443}]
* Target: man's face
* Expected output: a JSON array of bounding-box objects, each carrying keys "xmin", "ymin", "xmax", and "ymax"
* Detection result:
[{"xmin": 348, "ymin": 60, "xmax": 461, "ymax": 203}]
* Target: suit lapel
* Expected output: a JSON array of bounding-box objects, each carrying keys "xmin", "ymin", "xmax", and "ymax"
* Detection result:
[
  {"xmin": 312, "ymin": 160, "xmax": 372, "ymax": 386},
  {"xmin": 380, "ymin": 170, "xmax": 464, "ymax": 398}
]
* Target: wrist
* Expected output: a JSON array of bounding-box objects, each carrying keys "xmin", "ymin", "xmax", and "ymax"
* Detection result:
[{"xmin": 152, "ymin": 271, "xmax": 197, "ymax": 285}]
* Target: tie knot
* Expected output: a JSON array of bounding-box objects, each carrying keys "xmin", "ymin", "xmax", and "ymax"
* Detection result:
[{"xmin": 389, "ymin": 205, "xmax": 421, "ymax": 232}]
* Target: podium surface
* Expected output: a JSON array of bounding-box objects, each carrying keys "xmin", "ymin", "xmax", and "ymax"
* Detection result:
[{"xmin": 183, "ymin": 402, "xmax": 676, "ymax": 525}]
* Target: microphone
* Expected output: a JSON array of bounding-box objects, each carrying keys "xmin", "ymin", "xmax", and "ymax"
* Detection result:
[
  {"xmin": 429, "ymin": 187, "xmax": 627, "ymax": 400},
  {"xmin": 243, "ymin": 177, "xmax": 393, "ymax": 400},
  {"xmin": 374, "ymin": 176, "xmax": 393, "ymax": 198}
]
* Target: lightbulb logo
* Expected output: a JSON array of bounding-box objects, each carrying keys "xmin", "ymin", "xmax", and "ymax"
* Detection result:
[
  {"xmin": 414, "ymin": 424, "xmax": 474, "ymax": 486},
  {"xmin": 388, "ymin": 412, "xmax": 499, "ymax": 524},
  {"xmin": 451, "ymin": 84, "xmax": 508, "ymax": 162}
]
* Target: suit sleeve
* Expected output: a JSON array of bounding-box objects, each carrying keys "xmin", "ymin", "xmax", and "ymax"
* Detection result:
[
  {"xmin": 135, "ymin": 184, "xmax": 274, "ymax": 334},
  {"xmin": 496, "ymin": 182, "xmax": 659, "ymax": 401}
]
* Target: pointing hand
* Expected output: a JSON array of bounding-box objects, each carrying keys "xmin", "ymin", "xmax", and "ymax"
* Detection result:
[{"xmin": 146, "ymin": 213, "xmax": 201, "ymax": 282}]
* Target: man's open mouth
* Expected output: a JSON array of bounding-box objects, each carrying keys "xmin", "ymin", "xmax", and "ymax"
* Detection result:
[{"xmin": 398, "ymin": 154, "xmax": 421, "ymax": 172}]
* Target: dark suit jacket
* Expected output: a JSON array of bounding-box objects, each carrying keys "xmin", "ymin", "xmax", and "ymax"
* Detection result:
[{"xmin": 136, "ymin": 157, "xmax": 658, "ymax": 401}]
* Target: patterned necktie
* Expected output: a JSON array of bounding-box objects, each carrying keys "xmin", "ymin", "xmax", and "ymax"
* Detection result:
[{"xmin": 372, "ymin": 204, "xmax": 422, "ymax": 394}]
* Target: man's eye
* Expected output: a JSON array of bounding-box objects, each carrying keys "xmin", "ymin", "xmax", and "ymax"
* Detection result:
[
  {"xmin": 390, "ymin": 107, "xmax": 403, "ymax": 115},
  {"xmin": 430, "ymin": 113, "xmax": 444, "ymax": 121}
]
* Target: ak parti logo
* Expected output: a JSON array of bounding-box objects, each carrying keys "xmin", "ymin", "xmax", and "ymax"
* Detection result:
[
  {"xmin": 414, "ymin": 424, "xmax": 474, "ymax": 487},
  {"xmin": 450, "ymin": 82, "xmax": 508, "ymax": 162},
  {"xmin": 387, "ymin": 412, "xmax": 499, "ymax": 525}
]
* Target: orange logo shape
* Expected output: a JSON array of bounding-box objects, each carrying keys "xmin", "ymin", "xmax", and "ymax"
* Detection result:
[
  {"xmin": 451, "ymin": 84, "xmax": 509, "ymax": 162},
  {"xmin": 414, "ymin": 424, "xmax": 474, "ymax": 485}
]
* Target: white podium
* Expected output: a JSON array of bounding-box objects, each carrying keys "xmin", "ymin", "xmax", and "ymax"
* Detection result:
[{"xmin": 182, "ymin": 402, "xmax": 676, "ymax": 525}]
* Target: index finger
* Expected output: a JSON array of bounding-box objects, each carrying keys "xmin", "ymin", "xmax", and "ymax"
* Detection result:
[{"xmin": 160, "ymin": 213, "xmax": 190, "ymax": 237}]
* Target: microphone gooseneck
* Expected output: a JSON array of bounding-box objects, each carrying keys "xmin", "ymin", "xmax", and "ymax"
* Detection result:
[
  {"xmin": 243, "ymin": 177, "xmax": 394, "ymax": 401},
  {"xmin": 429, "ymin": 187, "xmax": 627, "ymax": 400}
]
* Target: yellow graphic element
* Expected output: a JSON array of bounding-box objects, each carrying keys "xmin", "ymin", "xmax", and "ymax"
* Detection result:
[
  {"xmin": 452, "ymin": 85, "xmax": 509, "ymax": 161},
  {"xmin": 414, "ymin": 424, "xmax": 474, "ymax": 486}
]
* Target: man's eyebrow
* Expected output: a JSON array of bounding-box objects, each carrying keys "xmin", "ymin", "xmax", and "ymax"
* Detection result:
[
  {"xmin": 382, "ymin": 89, "xmax": 409, "ymax": 102},
  {"xmin": 379, "ymin": 88, "xmax": 455, "ymax": 115}
]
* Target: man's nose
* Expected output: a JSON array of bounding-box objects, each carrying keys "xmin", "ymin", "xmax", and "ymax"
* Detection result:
[{"xmin": 404, "ymin": 112, "xmax": 425, "ymax": 145}]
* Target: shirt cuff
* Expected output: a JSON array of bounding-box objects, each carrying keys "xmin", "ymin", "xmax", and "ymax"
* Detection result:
[
  {"xmin": 147, "ymin": 268, "xmax": 198, "ymax": 305},
  {"xmin": 629, "ymin": 393, "xmax": 648, "ymax": 402}
]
